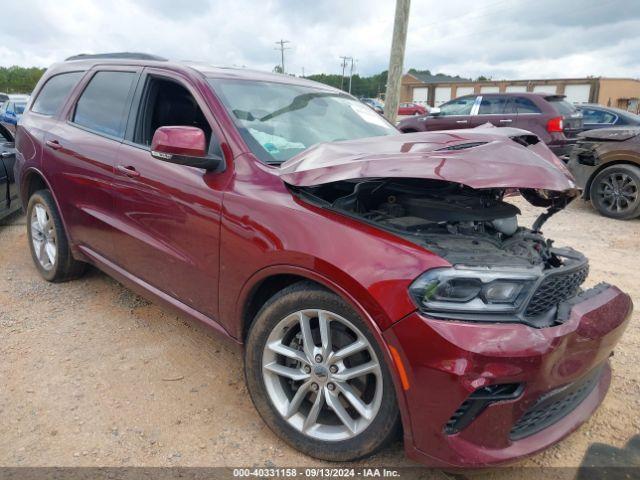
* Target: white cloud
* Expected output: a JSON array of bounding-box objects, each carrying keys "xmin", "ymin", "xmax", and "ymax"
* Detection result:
[{"xmin": 0, "ymin": 0, "xmax": 638, "ymax": 80}]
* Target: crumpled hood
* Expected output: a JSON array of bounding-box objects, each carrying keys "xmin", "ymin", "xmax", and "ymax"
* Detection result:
[{"xmin": 279, "ymin": 126, "xmax": 577, "ymax": 194}]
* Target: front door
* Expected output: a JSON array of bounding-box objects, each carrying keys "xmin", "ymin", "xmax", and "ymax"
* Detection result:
[
  {"xmin": 111, "ymin": 70, "xmax": 229, "ymax": 321},
  {"xmin": 422, "ymin": 95, "xmax": 479, "ymax": 131}
]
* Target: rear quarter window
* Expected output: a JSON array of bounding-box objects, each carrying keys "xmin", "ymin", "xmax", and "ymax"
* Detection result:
[
  {"xmin": 547, "ymin": 97, "xmax": 577, "ymax": 116},
  {"xmin": 511, "ymin": 97, "xmax": 541, "ymax": 114},
  {"xmin": 31, "ymin": 72, "xmax": 84, "ymax": 116}
]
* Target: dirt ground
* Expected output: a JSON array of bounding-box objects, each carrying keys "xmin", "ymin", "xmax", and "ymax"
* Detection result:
[{"xmin": 0, "ymin": 197, "xmax": 638, "ymax": 477}]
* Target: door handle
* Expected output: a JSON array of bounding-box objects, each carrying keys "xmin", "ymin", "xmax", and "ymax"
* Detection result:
[
  {"xmin": 45, "ymin": 139, "xmax": 63, "ymax": 150},
  {"xmin": 116, "ymin": 165, "xmax": 140, "ymax": 178},
  {"xmin": 499, "ymin": 119, "xmax": 513, "ymax": 123},
  {"xmin": 455, "ymin": 120, "xmax": 468, "ymax": 124}
]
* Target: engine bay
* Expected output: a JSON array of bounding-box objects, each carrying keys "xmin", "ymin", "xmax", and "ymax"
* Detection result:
[{"xmin": 295, "ymin": 178, "xmax": 579, "ymax": 270}]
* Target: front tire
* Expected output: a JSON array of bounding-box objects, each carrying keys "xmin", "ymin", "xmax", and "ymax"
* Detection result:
[
  {"xmin": 245, "ymin": 282, "xmax": 400, "ymax": 461},
  {"xmin": 26, "ymin": 190, "xmax": 86, "ymax": 282},
  {"xmin": 590, "ymin": 165, "xmax": 640, "ymax": 220}
]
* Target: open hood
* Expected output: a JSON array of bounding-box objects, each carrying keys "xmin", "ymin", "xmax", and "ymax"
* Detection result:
[{"xmin": 279, "ymin": 126, "xmax": 577, "ymax": 194}]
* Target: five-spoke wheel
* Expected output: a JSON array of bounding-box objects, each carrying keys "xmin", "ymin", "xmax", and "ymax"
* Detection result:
[
  {"xmin": 245, "ymin": 282, "xmax": 400, "ymax": 461},
  {"xmin": 30, "ymin": 203, "xmax": 57, "ymax": 271},
  {"xmin": 262, "ymin": 309, "xmax": 383, "ymax": 441},
  {"xmin": 26, "ymin": 190, "xmax": 86, "ymax": 282}
]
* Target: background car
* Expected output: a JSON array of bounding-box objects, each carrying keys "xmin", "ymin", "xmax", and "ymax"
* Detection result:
[
  {"xmin": 398, "ymin": 102, "xmax": 427, "ymax": 116},
  {"xmin": 577, "ymin": 104, "xmax": 640, "ymax": 131},
  {"xmin": 360, "ymin": 97, "xmax": 384, "ymax": 114},
  {"xmin": 0, "ymin": 123, "xmax": 18, "ymax": 221},
  {"xmin": 398, "ymin": 93, "xmax": 584, "ymax": 159},
  {"xmin": 0, "ymin": 94, "xmax": 29, "ymax": 129},
  {"xmin": 567, "ymin": 127, "xmax": 640, "ymax": 219}
]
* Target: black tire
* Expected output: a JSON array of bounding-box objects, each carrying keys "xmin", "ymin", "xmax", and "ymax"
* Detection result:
[
  {"xmin": 26, "ymin": 190, "xmax": 86, "ymax": 282},
  {"xmin": 590, "ymin": 164, "xmax": 640, "ymax": 220},
  {"xmin": 245, "ymin": 281, "xmax": 400, "ymax": 462}
]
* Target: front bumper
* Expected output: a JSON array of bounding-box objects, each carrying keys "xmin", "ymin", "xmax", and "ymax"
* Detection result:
[
  {"xmin": 548, "ymin": 141, "xmax": 576, "ymax": 161},
  {"xmin": 384, "ymin": 284, "xmax": 632, "ymax": 468}
]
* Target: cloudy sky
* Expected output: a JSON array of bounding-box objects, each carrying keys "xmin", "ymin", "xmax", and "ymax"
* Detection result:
[{"xmin": 2, "ymin": 0, "xmax": 639, "ymax": 79}]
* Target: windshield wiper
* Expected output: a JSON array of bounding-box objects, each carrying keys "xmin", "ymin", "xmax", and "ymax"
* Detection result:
[{"xmin": 259, "ymin": 92, "xmax": 335, "ymax": 122}]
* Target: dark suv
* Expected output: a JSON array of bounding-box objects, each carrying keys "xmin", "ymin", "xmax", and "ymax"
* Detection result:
[
  {"xmin": 14, "ymin": 54, "xmax": 632, "ymax": 468},
  {"xmin": 398, "ymin": 92, "xmax": 583, "ymax": 158}
]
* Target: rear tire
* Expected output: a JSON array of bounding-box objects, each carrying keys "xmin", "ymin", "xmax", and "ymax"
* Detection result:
[
  {"xmin": 245, "ymin": 282, "xmax": 400, "ymax": 462},
  {"xmin": 26, "ymin": 190, "xmax": 86, "ymax": 282},
  {"xmin": 589, "ymin": 165, "xmax": 640, "ymax": 220}
]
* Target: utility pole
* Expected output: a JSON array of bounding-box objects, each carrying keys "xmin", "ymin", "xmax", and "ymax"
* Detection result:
[
  {"xmin": 275, "ymin": 39, "xmax": 291, "ymax": 74},
  {"xmin": 348, "ymin": 58, "xmax": 357, "ymax": 94},
  {"xmin": 384, "ymin": 0, "xmax": 411, "ymax": 123},
  {"xmin": 339, "ymin": 56, "xmax": 351, "ymax": 91}
]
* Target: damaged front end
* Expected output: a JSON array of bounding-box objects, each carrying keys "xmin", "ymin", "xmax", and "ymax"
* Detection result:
[
  {"xmin": 292, "ymin": 178, "xmax": 585, "ymax": 328},
  {"xmin": 281, "ymin": 128, "xmax": 585, "ymax": 328}
]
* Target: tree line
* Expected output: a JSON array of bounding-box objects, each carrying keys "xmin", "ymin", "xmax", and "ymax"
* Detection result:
[
  {"xmin": 0, "ymin": 66, "xmax": 47, "ymax": 94},
  {"xmin": 305, "ymin": 71, "xmax": 389, "ymax": 99},
  {"xmin": 0, "ymin": 64, "xmax": 476, "ymax": 99}
]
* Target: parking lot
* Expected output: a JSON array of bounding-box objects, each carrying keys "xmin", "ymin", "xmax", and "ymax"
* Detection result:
[{"xmin": 1, "ymin": 197, "xmax": 638, "ymax": 475}]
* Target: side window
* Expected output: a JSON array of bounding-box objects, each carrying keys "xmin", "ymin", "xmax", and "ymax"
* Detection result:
[
  {"xmin": 133, "ymin": 76, "xmax": 212, "ymax": 147},
  {"xmin": 439, "ymin": 96, "xmax": 476, "ymax": 116},
  {"xmin": 513, "ymin": 97, "xmax": 542, "ymax": 114},
  {"xmin": 581, "ymin": 109, "xmax": 602, "ymax": 124},
  {"xmin": 73, "ymin": 71, "xmax": 137, "ymax": 138},
  {"xmin": 31, "ymin": 72, "xmax": 84, "ymax": 115},
  {"xmin": 478, "ymin": 96, "xmax": 510, "ymax": 114},
  {"xmin": 582, "ymin": 109, "xmax": 615, "ymax": 124}
]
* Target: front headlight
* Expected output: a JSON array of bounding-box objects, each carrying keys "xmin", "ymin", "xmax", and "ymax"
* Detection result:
[{"xmin": 409, "ymin": 267, "xmax": 539, "ymax": 315}]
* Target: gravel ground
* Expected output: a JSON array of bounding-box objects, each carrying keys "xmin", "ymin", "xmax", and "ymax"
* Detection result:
[{"xmin": 0, "ymin": 197, "xmax": 638, "ymax": 478}]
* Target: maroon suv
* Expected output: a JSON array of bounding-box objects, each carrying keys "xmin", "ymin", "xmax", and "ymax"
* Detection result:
[
  {"xmin": 14, "ymin": 54, "xmax": 632, "ymax": 468},
  {"xmin": 398, "ymin": 93, "xmax": 584, "ymax": 159}
]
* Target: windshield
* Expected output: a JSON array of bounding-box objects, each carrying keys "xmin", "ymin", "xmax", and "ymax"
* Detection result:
[
  {"xmin": 15, "ymin": 102, "xmax": 26, "ymax": 114},
  {"xmin": 208, "ymin": 79, "xmax": 397, "ymax": 164}
]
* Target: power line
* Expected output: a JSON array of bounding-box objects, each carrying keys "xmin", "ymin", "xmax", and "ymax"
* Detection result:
[
  {"xmin": 274, "ymin": 39, "xmax": 291, "ymax": 74},
  {"xmin": 349, "ymin": 58, "xmax": 358, "ymax": 94},
  {"xmin": 339, "ymin": 56, "xmax": 351, "ymax": 90}
]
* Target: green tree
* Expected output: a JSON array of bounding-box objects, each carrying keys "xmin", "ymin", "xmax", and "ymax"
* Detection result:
[{"xmin": 0, "ymin": 66, "xmax": 46, "ymax": 94}]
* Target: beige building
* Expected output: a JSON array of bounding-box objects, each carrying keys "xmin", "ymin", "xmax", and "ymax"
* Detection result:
[{"xmin": 401, "ymin": 72, "xmax": 640, "ymax": 113}]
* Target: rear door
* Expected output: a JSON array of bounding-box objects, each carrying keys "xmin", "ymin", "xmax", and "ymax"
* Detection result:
[
  {"xmin": 0, "ymin": 124, "xmax": 16, "ymax": 212},
  {"xmin": 511, "ymin": 96, "xmax": 547, "ymax": 139},
  {"xmin": 42, "ymin": 67, "xmax": 140, "ymax": 260},
  {"xmin": 0, "ymin": 147, "xmax": 7, "ymax": 215},
  {"xmin": 422, "ymin": 95, "xmax": 479, "ymax": 131},
  {"xmin": 470, "ymin": 95, "xmax": 517, "ymax": 128}
]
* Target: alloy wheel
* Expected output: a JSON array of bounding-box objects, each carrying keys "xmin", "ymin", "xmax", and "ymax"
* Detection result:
[
  {"xmin": 262, "ymin": 309, "xmax": 383, "ymax": 441},
  {"xmin": 30, "ymin": 203, "xmax": 57, "ymax": 271},
  {"xmin": 597, "ymin": 172, "xmax": 639, "ymax": 213}
]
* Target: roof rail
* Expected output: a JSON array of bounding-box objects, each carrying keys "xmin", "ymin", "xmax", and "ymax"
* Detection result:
[{"xmin": 65, "ymin": 52, "xmax": 168, "ymax": 62}]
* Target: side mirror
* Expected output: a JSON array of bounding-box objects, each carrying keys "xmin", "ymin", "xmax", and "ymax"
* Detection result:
[
  {"xmin": 429, "ymin": 107, "xmax": 441, "ymax": 116},
  {"xmin": 150, "ymin": 126, "xmax": 222, "ymax": 171}
]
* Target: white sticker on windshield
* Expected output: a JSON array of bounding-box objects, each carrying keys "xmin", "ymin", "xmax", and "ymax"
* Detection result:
[{"xmin": 349, "ymin": 102, "xmax": 390, "ymax": 128}]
